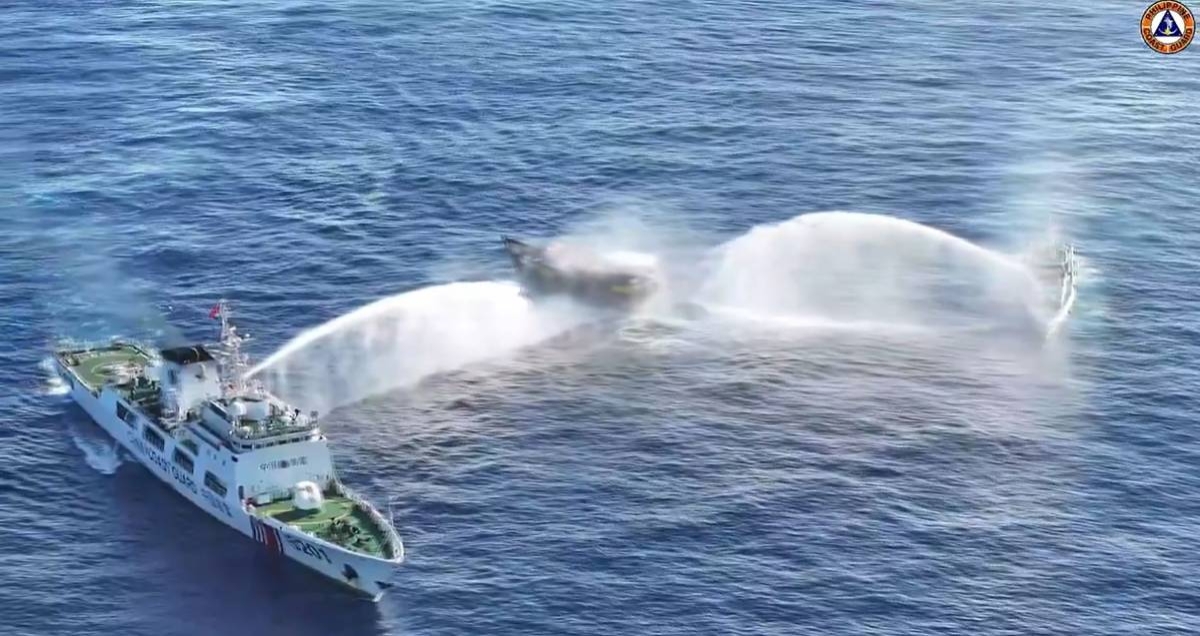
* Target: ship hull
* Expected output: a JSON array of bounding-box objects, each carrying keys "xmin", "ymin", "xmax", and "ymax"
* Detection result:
[{"xmin": 57, "ymin": 360, "xmax": 400, "ymax": 600}]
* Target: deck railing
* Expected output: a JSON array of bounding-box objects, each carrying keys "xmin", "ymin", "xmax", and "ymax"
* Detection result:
[{"xmin": 338, "ymin": 483, "xmax": 404, "ymax": 561}]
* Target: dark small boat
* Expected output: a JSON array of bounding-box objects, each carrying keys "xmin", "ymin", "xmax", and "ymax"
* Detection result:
[{"xmin": 502, "ymin": 237, "xmax": 658, "ymax": 309}]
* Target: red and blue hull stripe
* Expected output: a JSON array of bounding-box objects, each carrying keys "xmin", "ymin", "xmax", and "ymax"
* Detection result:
[{"xmin": 250, "ymin": 517, "xmax": 285, "ymax": 556}]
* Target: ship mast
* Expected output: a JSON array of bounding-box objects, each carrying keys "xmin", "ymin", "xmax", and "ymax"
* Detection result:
[{"xmin": 215, "ymin": 299, "xmax": 262, "ymax": 399}]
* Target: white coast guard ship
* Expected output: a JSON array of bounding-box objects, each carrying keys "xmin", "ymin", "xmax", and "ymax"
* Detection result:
[{"xmin": 53, "ymin": 301, "xmax": 403, "ymax": 599}]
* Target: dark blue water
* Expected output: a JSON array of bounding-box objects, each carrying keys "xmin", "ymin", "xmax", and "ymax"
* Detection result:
[{"xmin": 3, "ymin": 1, "xmax": 1199, "ymax": 634}]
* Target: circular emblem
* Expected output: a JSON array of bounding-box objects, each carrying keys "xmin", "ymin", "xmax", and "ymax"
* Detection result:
[{"xmin": 1142, "ymin": 1, "xmax": 1195, "ymax": 54}]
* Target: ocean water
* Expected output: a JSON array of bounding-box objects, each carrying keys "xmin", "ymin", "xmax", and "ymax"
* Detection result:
[{"xmin": 2, "ymin": 1, "xmax": 1199, "ymax": 634}]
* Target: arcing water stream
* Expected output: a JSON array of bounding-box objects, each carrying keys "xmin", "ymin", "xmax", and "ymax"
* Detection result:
[
  {"xmin": 248, "ymin": 281, "xmax": 590, "ymax": 413},
  {"xmin": 250, "ymin": 212, "xmax": 1073, "ymax": 413}
]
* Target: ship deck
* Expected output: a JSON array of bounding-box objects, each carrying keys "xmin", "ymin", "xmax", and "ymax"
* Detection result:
[
  {"xmin": 256, "ymin": 494, "xmax": 394, "ymax": 559},
  {"xmin": 58, "ymin": 343, "xmax": 152, "ymax": 390}
]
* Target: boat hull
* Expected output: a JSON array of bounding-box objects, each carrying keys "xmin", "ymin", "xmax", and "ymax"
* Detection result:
[
  {"xmin": 57, "ymin": 360, "xmax": 401, "ymax": 600},
  {"xmin": 503, "ymin": 237, "xmax": 655, "ymax": 309}
]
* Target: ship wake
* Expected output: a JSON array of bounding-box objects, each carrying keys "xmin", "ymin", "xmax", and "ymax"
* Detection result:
[
  {"xmin": 69, "ymin": 423, "xmax": 123, "ymax": 475},
  {"xmin": 39, "ymin": 357, "xmax": 71, "ymax": 397}
]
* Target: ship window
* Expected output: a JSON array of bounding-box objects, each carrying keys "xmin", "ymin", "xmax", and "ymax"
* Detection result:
[
  {"xmin": 203, "ymin": 471, "xmax": 227, "ymax": 497},
  {"xmin": 116, "ymin": 402, "xmax": 133, "ymax": 426},
  {"xmin": 142, "ymin": 426, "xmax": 165, "ymax": 452},
  {"xmin": 172, "ymin": 448, "xmax": 194, "ymax": 473}
]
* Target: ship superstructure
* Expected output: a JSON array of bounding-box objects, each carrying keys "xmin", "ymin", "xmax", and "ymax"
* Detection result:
[{"xmin": 54, "ymin": 301, "xmax": 403, "ymax": 599}]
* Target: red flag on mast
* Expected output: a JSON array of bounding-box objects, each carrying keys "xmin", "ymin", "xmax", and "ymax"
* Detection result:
[{"xmin": 208, "ymin": 303, "xmax": 221, "ymax": 320}]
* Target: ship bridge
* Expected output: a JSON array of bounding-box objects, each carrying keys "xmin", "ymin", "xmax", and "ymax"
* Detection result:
[
  {"xmin": 154, "ymin": 344, "xmax": 222, "ymax": 420},
  {"xmin": 199, "ymin": 396, "xmax": 322, "ymax": 453}
]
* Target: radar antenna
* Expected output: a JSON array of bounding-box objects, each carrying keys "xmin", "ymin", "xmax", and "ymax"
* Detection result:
[{"xmin": 215, "ymin": 300, "xmax": 263, "ymax": 399}]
